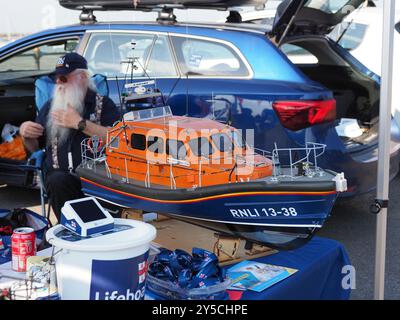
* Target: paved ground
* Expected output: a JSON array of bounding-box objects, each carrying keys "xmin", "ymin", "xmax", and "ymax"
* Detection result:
[
  {"xmin": 318, "ymin": 174, "xmax": 400, "ymax": 300},
  {"xmin": 1, "ymin": 174, "xmax": 400, "ymax": 300}
]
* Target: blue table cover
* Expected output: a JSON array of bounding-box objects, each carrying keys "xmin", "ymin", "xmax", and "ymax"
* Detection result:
[
  {"xmin": 231, "ymin": 236, "xmax": 351, "ymax": 300},
  {"xmin": 145, "ymin": 237, "xmax": 351, "ymax": 300}
]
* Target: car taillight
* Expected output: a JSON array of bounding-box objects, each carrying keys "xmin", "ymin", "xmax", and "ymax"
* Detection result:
[{"xmin": 272, "ymin": 99, "xmax": 336, "ymax": 131}]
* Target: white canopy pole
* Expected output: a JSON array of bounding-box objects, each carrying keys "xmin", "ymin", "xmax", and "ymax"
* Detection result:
[{"xmin": 374, "ymin": 0, "xmax": 395, "ymax": 301}]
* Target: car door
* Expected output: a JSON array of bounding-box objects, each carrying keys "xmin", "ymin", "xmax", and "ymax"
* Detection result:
[
  {"xmin": 168, "ymin": 33, "xmax": 259, "ymax": 130},
  {"xmin": 270, "ymin": 0, "xmax": 365, "ymax": 44},
  {"xmin": 79, "ymin": 30, "xmax": 184, "ymax": 113},
  {"xmin": 0, "ymin": 36, "xmax": 81, "ymax": 187}
]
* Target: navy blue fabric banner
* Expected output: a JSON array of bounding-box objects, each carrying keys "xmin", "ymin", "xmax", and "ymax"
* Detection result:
[{"xmin": 230, "ymin": 237, "xmax": 351, "ymax": 300}]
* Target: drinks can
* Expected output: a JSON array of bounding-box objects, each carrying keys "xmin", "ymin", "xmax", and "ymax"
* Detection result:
[{"xmin": 11, "ymin": 227, "xmax": 36, "ymax": 272}]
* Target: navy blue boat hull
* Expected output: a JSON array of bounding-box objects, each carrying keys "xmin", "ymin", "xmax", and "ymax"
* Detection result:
[{"xmin": 77, "ymin": 166, "xmax": 338, "ymax": 249}]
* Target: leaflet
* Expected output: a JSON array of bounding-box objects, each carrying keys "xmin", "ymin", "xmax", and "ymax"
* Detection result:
[{"xmin": 227, "ymin": 260, "xmax": 297, "ymax": 292}]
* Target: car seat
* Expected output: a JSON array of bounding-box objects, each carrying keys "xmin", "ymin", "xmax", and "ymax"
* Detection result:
[
  {"xmin": 91, "ymin": 40, "xmax": 120, "ymax": 77},
  {"xmin": 143, "ymin": 42, "xmax": 175, "ymax": 76}
]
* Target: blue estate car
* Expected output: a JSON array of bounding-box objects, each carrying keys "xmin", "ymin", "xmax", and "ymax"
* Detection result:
[{"xmin": 0, "ymin": 0, "xmax": 399, "ymax": 196}]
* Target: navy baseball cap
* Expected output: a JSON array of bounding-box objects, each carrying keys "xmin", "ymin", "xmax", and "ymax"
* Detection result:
[{"xmin": 52, "ymin": 52, "xmax": 88, "ymax": 76}]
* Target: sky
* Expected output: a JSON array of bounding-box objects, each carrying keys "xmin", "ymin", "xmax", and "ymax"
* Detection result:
[
  {"xmin": 0, "ymin": 0, "xmax": 386, "ymax": 37},
  {"xmin": 0, "ymin": 0, "xmax": 234, "ymax": 36}
]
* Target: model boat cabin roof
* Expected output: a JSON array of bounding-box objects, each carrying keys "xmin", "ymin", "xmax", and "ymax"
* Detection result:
[
  {"xmin": 121, "ymin": 106, "xmax": 231, "ymax": 133},
  {"xmin": 123, "ymin": 115, "xmax": 228, "ymax": 132}
]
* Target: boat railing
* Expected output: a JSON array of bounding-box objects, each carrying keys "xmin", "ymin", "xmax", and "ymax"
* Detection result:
[
  {"xmin": 253, "ymin": 148, "xmax": 272, "ymax": 160},
  {"xmin": 80, "ymin": 137, "xmax": 107, "ymax": 171},
  {"xmin": 271, "ymin": 142, "xmax": 327, "ymax": 178},
  {"xmin": 169, "ymin": 159, "xmax": 177, "ymax": 190},
  {"xmin": 198, "ymin": 159, "xmax": 202, "ymax": 187},
  {"xmin": 145, "ymin": 160, "xmax": 151, "ymax": 188}
]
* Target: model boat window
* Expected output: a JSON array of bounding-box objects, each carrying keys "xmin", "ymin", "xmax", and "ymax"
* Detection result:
[
  {"xmin": 231, "ymin": 130, "xmax": 246, "ymax": 149},
  {"xmin": 147, "ymin": 136, "xmax": 164, "ymax": 154},
  {"xmin": 188, "ymin": 137, "xmax": 214, "ymax": 157},
  {"xmin": 211, "ymin": 133, "xmax": 234, "ymax": 153},
  {"xmin": 131, "ymin": 133, "xmax": 146, "ymax": 151},
  {"xmin": 109, "ymin": 137, "xmax": 119, "ymax": 149}
]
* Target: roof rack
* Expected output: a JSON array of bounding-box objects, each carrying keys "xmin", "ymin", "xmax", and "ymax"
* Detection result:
[
  {"xmin": 59, "ymin": 1, "xmax": 267, "ymax": 11},
  {"xmin": 61, "ymin": 1, "xmax": 268, "ymax": 25},
  {"xmin": 156, "ymin": 6, "xmax": 178, "ymax": 25},
  {"xmin": 79, "ymin": 8, "xmax": 97, "ymax": 25}
]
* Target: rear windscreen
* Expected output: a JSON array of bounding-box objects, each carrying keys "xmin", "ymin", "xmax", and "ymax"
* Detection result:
[{"xmin": 70, "ymin": 200, "xmax": 106, "ymax": 223}]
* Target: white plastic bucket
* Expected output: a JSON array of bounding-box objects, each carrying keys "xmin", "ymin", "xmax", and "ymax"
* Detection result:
[{"xmin": 46, "ymin": 218, "xmax": 156, "ymax": 300}]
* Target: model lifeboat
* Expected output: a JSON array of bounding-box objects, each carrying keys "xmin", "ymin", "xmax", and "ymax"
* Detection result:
[{"xmin": 76, "ymin": 106, "xmax": 347, "ymax": 249}]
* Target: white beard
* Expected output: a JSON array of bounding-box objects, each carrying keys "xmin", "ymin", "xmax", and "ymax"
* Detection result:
[{"xmin": 47, "ymin": 80, "xmax": 86, "ymax": 146}]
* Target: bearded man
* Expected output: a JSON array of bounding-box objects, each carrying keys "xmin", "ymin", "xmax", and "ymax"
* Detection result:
[{"xmin": 19, "ymin": 53, "xmax": 120, "ymax": 222}]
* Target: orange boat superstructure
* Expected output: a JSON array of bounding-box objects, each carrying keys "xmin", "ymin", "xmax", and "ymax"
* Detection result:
[{"xmin": 103, "ymin": 106, "xmax": 273, "ymax": 189}]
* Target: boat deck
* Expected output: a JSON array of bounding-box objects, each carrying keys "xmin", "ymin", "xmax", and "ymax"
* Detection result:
[{"xmin": 78, "ymin": 161, "xmax": 338, "ymax": 191}]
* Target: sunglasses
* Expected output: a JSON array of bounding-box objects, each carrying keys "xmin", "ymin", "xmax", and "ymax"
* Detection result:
[{"xmin": 56, "ymin": 75, "xmax": 68, "ymax": 83}]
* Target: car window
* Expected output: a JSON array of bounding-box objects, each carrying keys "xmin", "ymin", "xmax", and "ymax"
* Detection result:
[
  {"xmin": 305, "ymin": 0, "xmax": 349, "ymax": 14},
  {"xmin": 171, "ymin": 36, "xmax": 249, "ymax": 77},
  {"xmin": 247, "ymin": 17, "xmax": 275, "ymax": 25},
  {"xmin": 0, "ymin": 39, "xmax": 78, "ymax": 73},
  {"xmin": 83, "ymin": 33, "xmax": 177, "ymax": 78},
  {"xmin": 328, "ymin": 22, "xmax": 368, "ymax": 50},
  {"xmin": 280, "ymin": 43, "xmax": 319, "ymax": 64}
]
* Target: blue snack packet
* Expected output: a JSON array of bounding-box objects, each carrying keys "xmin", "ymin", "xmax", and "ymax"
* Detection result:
[
  {"xmin": 156, "ymin": 247, "xmax": 174, "ymax": 264},
  {"xmin": 148, "ymin": 261, "xmax": 165, "ymax": 276},
  {"xmin": 169, "ymin": 254, "xmax": 184, "ymax": 277},
  {"xmin": 194, "ymin": 277, "xmax": 220, "ymax": 289},
  {"xmin": 192, "ymin": 247, "xmax": 218, "ymax": 262},
  {"xmin": 195, "ymin": 262, "xmax": 219, "ymax": 279},
  {"xmin": 161, "ymin": 265, "xmax": 176, "ymax": 281},
  {"xmin": 175, "ymin": 249, "xmax": 193, "ymax": 268},
  {"xmin": 178, "ymin": 269, "xmax": 192, "ymax": 288}
]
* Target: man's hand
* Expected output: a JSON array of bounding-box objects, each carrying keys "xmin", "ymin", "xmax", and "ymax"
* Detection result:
[
  {"xmin": 51, "ymin": 104, "xmax": 82, "ymax": 130},
  {"xmin": 19, "ymin": 121, "xmax": 44, "ymax": 139}
]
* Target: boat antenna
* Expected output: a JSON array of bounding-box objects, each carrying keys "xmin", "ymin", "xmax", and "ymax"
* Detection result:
[
  {"xmin": 185, "ymin": 16, "xmax": 189, "ymax": 117},
  {"xmin": 185, "ymin": 71, "xmax": 189, "ymax": 116},
  {"xmin": 115, "ymin": 74, "xmax": 129, "ymax": 145},
  {"xmin": 228, "ymin": 129, "xmax": 237, "ymax": 182},
  {"xmin": 127, "ymin": 35, "xmax": 169, "ymax": 107},
  {"xmin": 115, "ymin": 75, "xmax": 123, "ymax": 120},
  {"xmin": 165, "ymin": 75, "xmax": 181, "ymax": 106},
  {"xmin": 212, "ymin": 91, "xmax": 215, "ymax": 120}
]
